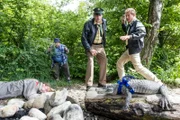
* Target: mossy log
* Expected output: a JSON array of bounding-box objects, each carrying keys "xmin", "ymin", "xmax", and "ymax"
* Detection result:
[{"xmin": 85, "ymin": 87, "xmax": 179, "ymax": 120}]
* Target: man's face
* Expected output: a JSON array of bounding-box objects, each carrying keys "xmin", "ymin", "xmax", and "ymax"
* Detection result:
[
  {"xmin": 55, "ymin": 42, "xmax": 60, "ymax": 47},
  {"xmin": 126, "ymin": 12, "xmax": 135, "ymax": 23},
  {"xmin": 94, "ymin": 14, "xmax": 103, "ymax": 22},
  {"xmin": 40, "ymin": 84, "xmax": 54, "ymax": 93}
]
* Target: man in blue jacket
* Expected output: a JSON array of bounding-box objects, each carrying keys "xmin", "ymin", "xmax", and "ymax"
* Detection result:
[
  {"xmin": 81, "ymin": 8, "xmax": 107, "ymax": 89},
  {"xmin": 47, "ymin": 38, "xmax": 70, "ymax": 82},
  {"xmin": 117, "ymin": 8, "xmax": 162, "ymax": 85}
]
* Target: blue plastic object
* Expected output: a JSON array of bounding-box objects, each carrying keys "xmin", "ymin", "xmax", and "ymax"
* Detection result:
[
  {"xmin": 117, "ymin": 80, "xmax": 123, "ymax": 94},
  {"xmin": 117, "ymin": 75, "xmax": 135, "ymax": 94}
]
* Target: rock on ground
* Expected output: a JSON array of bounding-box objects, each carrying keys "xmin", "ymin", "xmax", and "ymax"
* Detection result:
[
  {"xmin": 67, "ymin": 85, "xmax": 86, "ymax": 108},
  {"xmin": 32, "ymin": 94, "xmax": 47, "ymax": 109},
  {"xmin": 49, "ymin": 88, "xmax": 68, "ymax": 107},
  {"xmin": 0, "ymin": 105, "xmax": 19, "ymax": 118},
  {"xmin": 28, "ymin": 108, "xmax": 47, "ymax": 120},
  {"xmin": 47, "ymin": 101, "xmax": 71, "ymax": 120},
  {"xmin": 63, "ymin": 104, "xmax": 84, "ymax": 120},
  {"xmin": 50, "ymin": 114, "xmax": 63, "ymax": 120},
  {"xmin": 23, "ymin": 99, "xmax": 35, "ymax": 109},
  {"xmin": 7, "ymin": 98, "xmax": 25, "ymax": 108},
  {"xmin": 20, "ymin": 116, "xmax": 39, "ymax": 120}
]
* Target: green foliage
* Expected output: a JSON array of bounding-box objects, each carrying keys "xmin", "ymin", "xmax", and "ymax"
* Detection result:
[
  {"xmin": 0, "ymin": 39, "xmax": 51, "ymax": 81},
  {"xmin": 0, "ymin": 0, "xmax": 88, "ymax": 81},
  {"xmin": 151, "ymin": 48, "xmax": 180, "ymax": 86}
]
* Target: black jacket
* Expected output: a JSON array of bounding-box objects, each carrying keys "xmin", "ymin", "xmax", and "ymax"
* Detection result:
[
  {"xmin": 122, "ymin": 19, "xmax": 146, "ymax": 55},
  {"xmin": 81, "ymin": 18, "xmax": 107, "ymax": 51}
]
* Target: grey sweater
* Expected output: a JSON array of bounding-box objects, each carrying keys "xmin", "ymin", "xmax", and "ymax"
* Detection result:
[{"xmin": 0, "ymin": 79, "xmax": 40, "ymax": 100}]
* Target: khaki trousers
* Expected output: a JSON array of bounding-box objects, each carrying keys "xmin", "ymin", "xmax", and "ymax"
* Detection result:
[
  {"xmin": 116, "ymin": 50, "xmax": 161, "ymax": 82},
  {"xmin": 85, "ymin": 45, "xmax": 107, "ymax": 86}
]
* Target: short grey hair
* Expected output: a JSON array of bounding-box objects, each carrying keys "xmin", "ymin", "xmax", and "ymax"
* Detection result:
[{"xmin": 125, "ymin": 8, "xmax": 136, "ymax": 16}]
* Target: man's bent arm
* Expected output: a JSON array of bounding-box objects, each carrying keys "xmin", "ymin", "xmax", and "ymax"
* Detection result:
[
  {"xmin": 129, "ymin": 21, "xmax": 146, "ymax": 40},
  {"xmin": 81, "ymin": 22, "xmax": 91, "ymax": 51}
]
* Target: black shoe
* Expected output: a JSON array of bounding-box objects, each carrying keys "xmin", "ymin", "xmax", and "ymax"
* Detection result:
[
  {"xmin": 67, "ymin": 80, "xmax": 71, "ymax": 84},
  {"xmin": 98, "ymin": 83, "xmax": 106, "ymax": 87},
  {"xmin": 86, "ymin": 86, "xmax": 92, "ymax": 91},
  {"xmin": 67, "ymin": 77, "xmax": 71, "ymax": 83}
]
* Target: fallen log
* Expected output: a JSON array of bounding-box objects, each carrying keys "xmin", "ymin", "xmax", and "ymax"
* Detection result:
[{"xmin": 85, "ymin": 87, "xmax": 180, "ymax": 120}]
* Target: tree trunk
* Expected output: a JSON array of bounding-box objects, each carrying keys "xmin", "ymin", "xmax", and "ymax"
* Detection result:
[{"xmin": 141, "ymin": 0, "xmax": 163, "ymax": 67}]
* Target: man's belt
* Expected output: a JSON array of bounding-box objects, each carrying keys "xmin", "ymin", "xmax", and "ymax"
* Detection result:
[{"xmin": 92, "ymin": 43, "xmax": 103, "ymax": 45}]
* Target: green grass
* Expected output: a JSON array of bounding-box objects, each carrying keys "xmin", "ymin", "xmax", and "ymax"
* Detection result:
[
  {"xmin": 41, "ymin": 78, "xmax": 85, "ymax": 89},
  {"xmin": 43, "ymin": 76, "xmax": 180, "ymax": 89}
]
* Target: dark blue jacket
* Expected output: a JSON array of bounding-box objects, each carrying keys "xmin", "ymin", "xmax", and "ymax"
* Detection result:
[
  {"xmin": 122, "ymin": 19, "xmax": 146, "ymax": 55},
  {"xmin": 81, "ymin": 18, "xmax": 107, "ymax": 51}
]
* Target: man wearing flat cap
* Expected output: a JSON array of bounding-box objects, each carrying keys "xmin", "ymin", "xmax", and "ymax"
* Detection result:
[
  {"xmin": 81, "ymin": 8, "xmax": 107, "ymax": 90},
  {"xmin": 47, "ymin": 38, "xmax": 71, "ymax": 82}
]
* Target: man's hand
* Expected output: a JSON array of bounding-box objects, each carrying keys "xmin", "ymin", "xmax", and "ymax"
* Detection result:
[
  {"xmin": 121, "ymin": 14, "xmax": 126, "ymax": 24},
  {"xmin": 65, "ymin": 47, "xmax": 69, "ymax": 54},
  {"xmin": 120, "ymin": 35, "xmax": 130, "ymax": 41},
  {"xmin": 90, "ymin": 49, "xmax": 97, "ymax": 56}
]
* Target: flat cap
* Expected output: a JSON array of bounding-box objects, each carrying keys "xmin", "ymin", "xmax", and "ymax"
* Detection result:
[
  {"xmin": 54, "ymin": 38, "xmax": 60, "ymax": 43},
  {"xmin": 93, "ymin": 8, "xmax": 104, "ymax": 15}
]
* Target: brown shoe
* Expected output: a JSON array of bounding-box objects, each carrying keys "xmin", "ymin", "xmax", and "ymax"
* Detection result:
[
  {"xmin": 98, "ymin": 83, "xmax": 106, "ymax": 87},
  {"xmin": 86, "ymin": 86, "xmax": 92, "ymax": 91}
]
